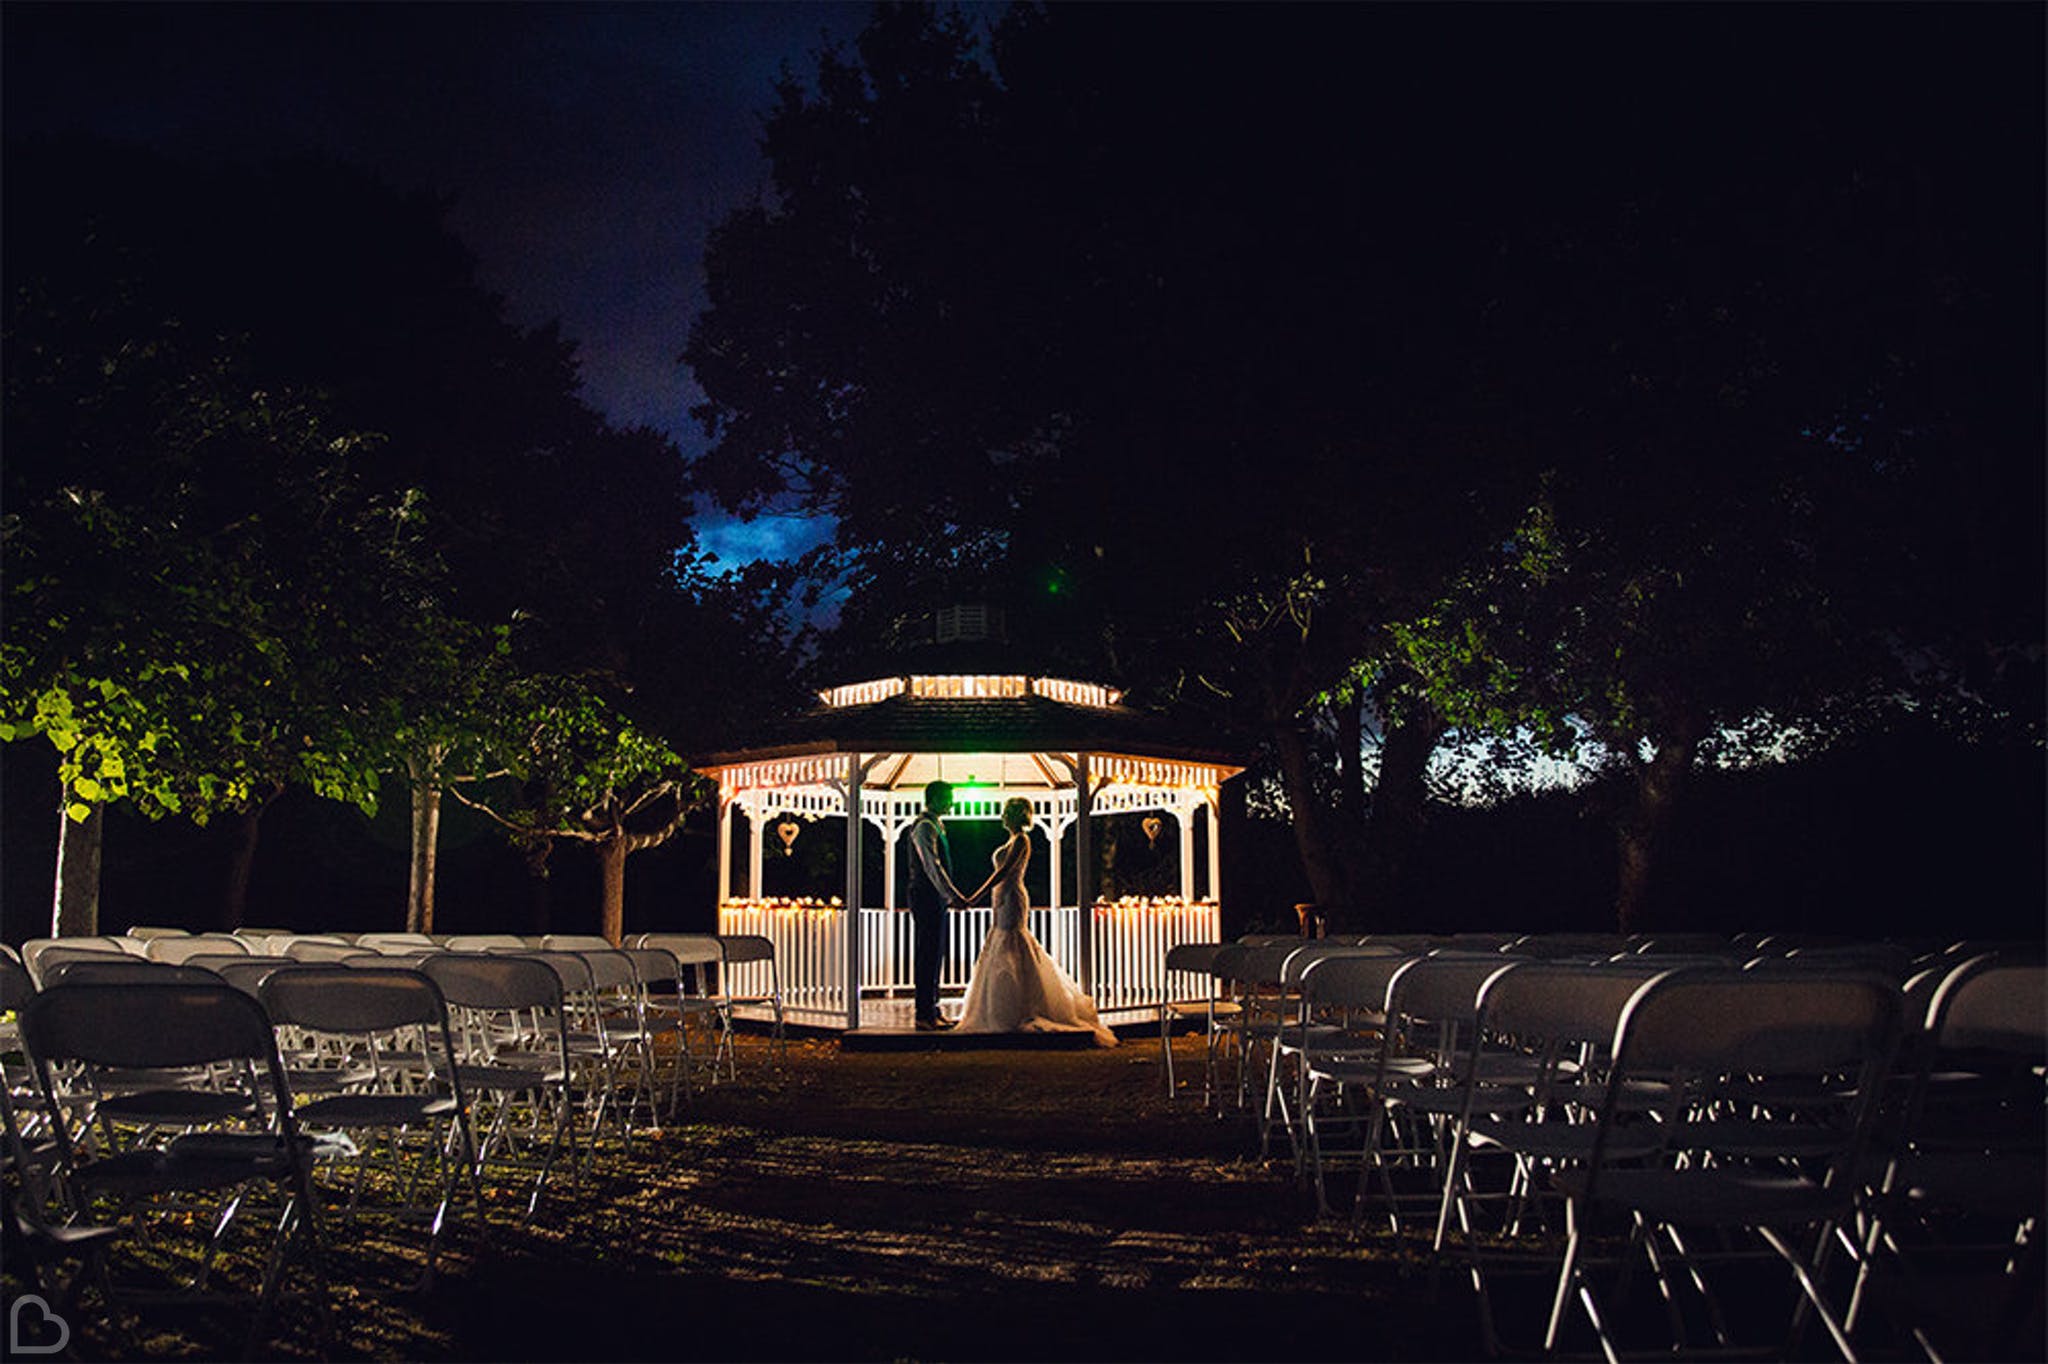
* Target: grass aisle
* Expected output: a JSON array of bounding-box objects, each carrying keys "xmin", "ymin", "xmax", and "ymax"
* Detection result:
[{"xmin": 66, "ymin": 1036, "xmax": 1481, "ymax": 1362}]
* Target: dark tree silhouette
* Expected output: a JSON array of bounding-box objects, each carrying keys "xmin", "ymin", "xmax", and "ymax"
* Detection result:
[{"xmin": 687, "ymin": 4, "xmax": 2041, "ymax": 930}]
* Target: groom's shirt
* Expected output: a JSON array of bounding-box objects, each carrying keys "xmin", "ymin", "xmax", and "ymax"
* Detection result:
[{"xmin": 908, "ymin": 814, "xmax": 965, "ymax": 905}]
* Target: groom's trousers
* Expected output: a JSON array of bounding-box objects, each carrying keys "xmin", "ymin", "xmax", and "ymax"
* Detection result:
[{"xmin": 908, "ymin": 888, "xmax": 948, "ymax": 1022}]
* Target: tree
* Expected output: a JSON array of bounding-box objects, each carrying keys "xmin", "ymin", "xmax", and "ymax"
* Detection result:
[
  {"xmin": 686, "ymin": 4, "xmax": 1523, "ymax": 924},
  {"xmin": 1, "ymin": 328, "xmax": 398, "ymax": 932},
  {"xmin": 6, "ymin": 137, "xmax": 736, "ymax": 935},
  {"xmin": 452, "ymin": 675, "xmax": 704, "ymax": 945}
]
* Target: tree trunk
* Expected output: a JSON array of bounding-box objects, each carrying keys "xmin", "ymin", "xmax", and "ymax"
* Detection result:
[
  {"xmin": 1614, "ymin": 727, "xmax": 1701, "ymax": 935},
  {"xmin": 51, "ymin": 798, "xmax": 103, "ymax": 938},
  {"xmin": 221, "ymin": 783, "xmax": 283, "ymax": 930},
  {"xmin": 598, "ymin": 835, "xmax": 628, "ymax": 946},
  {"xmin": 523, "ymin": 838, "xmax": 554, "ymax": 936},
  {"xmin": 1271, "ymin": 719, "xmax": 1348, "ymax": 917},
  {"xmin": 1357, "ymin": 703, "xmax": 1447, "ymax": 926},
  {"xmin": 406, "ymin": 772, "xmax": 442, "ymax": 935}
]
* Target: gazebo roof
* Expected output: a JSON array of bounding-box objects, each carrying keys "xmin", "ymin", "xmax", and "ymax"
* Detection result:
[{"xmin": 695, "ymin": 675, "xmax": 1243, "ymax": 787}]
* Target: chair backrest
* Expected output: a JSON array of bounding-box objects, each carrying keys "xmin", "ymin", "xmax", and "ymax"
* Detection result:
[
  {"xmin": 1444, "ymin": 932, "xmax": 1523, "ymax": 953},
  {"xmin": 1211, "ymin": 940, "xmax": 1304, "ymax": 990},
  {"xmin": 1, "ymin": 955, "xmax": 38, "ymax": 1009},
  {"xmin": 1610, "ymin": 968, "xmax": 1903, "ymax": 1079},
  {"xmin": 344, "ymin": 950, "xmax": 434, "ymax": 968},
  {"xmin": 622, "ymin": 948, "xmax": 682, "ymax": 990},
  {"xmin": 355, "ymin": 933, "xmax": 438, "ymax": 954},
  {"xmin": 184, "ymin": 952, "xmax": 295, "ymax": 975},
  {"xmin": 420, "ymin": 953, "xmax": 563, "ymax": 1012},
  {"xmin": 1509, "ymin": 932, "xmax": 1629, "ymax": 960},
  {"xmin": 21, "ymin": 938, "xmax": 127, "ymax": 973},
  {"xmin": 146, "ymin": 934, "xmax": 252, "ymax": 964},
  {"xmin": 717, "ymin": 934, "xmax": 775, "ymax": 966},
  {"xmin": 444, "ymin": 934, "xmax": 527, "ymax": 952},
  {"xmin": 541, "ymin": 934, "xmax": 614, "ymax": 953},
  {"xmin": 261, "ymin": 966, "xmax": 449, "ymax": 1034},
  {"xmin": 24, "ymin": 944, "xmax": 132, "ymax": 986},
  {"xmin": 1279, "ymin": 941, "xmax": 1396, "ymax": 988},
  {"xmin": 233, "ymin": 927, "xmax": 295, "ymax": 940},
  {"xmin": 577, "ymin": 949, "xmax": 639, "ymax": 993},
  {"xmin": 1299, "ymin": 952, "xmax": 1418, "ymax": 1014},
  {"xmin": 510, "ymin": 951, "xmax": 597, "ymax": 1001},
  {"xmin": 285, "ymin": 940, "xmax": 375, "ymax": 963},
  {"xmin": 21, "ymin": 980, "xmax": 286, "ymax": 1071},
  {"xmin": 1777, "ymin": 942, "xmax": 1918, "ymax": 981},
  {"xmin": 1924, "ymin": 952, "xmax": 2047, "ymax": 1056},
  {"xmin": 41, "ymin": 958, "xmax": 217, "ymax": 988},
  {"xmin": 1386, "ymin": 952, "xmax": 1522, "ymax": 1028},
  {"xmin": 1164, "ymin": 941, "xmax": 1231, "ymax": 974},
  {"xmin": 636, "ymin": 933, "xmax": 723, "ymax": 968},
  {"xmin": 1356, "ymin": 933, "xmax": 1440, "ymax": 953},
  {"xmin": 124, "ymin": 926, "xmax": 191, "ymax": 941},
  {"xmin": 213, "ymin": 957, "xmax": 320, "ymax": 999},
  {"xmin": 1476, "ymin": 958, "xmax": 1672, "ymax": 1046},
  {"xmin": 1628, "ymin": 933, "xmax": 1738, "ymax": 957}
]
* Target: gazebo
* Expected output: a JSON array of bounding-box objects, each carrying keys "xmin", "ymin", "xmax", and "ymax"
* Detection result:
[{"xmin": 696, "ymin": 631, "xmax": 1243, "ymax": 1031}]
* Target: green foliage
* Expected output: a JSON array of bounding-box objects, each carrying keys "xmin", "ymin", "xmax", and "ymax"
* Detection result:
[
  {"xmin": 454, "ymin": 672, "xmax": 705, "ymax": 857},
  {"xmin": 0, "ymin": 325, "xmax": 415, "ymax": 825}
]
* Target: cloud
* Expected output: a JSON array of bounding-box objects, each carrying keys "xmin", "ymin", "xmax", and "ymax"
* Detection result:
[{"xmin": 695, "ymin": 513, "xmax": 837, "ymax": 569}]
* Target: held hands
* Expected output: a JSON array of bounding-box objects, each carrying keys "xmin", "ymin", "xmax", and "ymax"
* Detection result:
[{"xmin": 949, "ymin": 894, "xmax": 971, "ymax": 910}]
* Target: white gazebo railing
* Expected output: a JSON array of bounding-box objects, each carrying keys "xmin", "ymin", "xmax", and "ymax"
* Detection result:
[{"xmin": 718, "ymin": 896, "xmax": 1220, "ymax": 1023}]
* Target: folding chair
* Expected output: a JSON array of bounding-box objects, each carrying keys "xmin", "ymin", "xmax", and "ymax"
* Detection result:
[
  {"xmin": 541, "ymin": 934, "xmax": 615, "ymax": 952},
  {"xmin": 39, "ymin": 959, "xmax": 219, "ymax": 988},
  {"xmin": 355, "ymin": 933, "xmax": 438, "ymax": 955},
  {"xmin": 19, "ymin": 981, "xmax": 332, "ymax": 1353},
  {"xmin": 24, "ymin": 941, "xmax": 130, "ymax": 987},
  {"xmin": 285, "ymin": 940, "xmax": 376, "ymax": 964},
  {"xmin": 1206, "ymin": 941, "xmax": 1301, "ymax": 1116},
  {"xmin": 145, "ymin": 934, "xmax": 252, "ymax": 965},
  {"xmin": 634, "ymin": 934, "xmax": 734, "ymax": 1092},
  {"xmin": 3, "ymin": 1072, "xmax": 121, "ymax": 1350},
  {"xmin": 1292, "ymin": 950, "xmax": 1428, "ymax": 1216},
  {"xmin": 1544, "ymin": 968, "xmax": 1904, "ymax": 1362},
  {"xmin": 1159, "ymin": 942, "xmax": 1242, "ymax": 1104},
  {"xmin": 259, "ymin": 967, "xmax": 485, "ymax": 1287},
  {"xmin": 717, "ymin": 934, "xmax": 785, "ymax": 1064},
  {"xmin": 444, "ymin": 935, "xmax": 527, "ymax": 952},
  {"xmin": 1846, "ymin": 951, "xmax": 2045, "ymax": 1360},
  {"xmin": 1262, "ymin": 942, "xmax": 1402, "ymax": 1164},
  {"xmin": 574, "ymin": 949, "xmax": 664, "ymax": 1136},
  {"xmin": 418, "ymin": 954, "xmax": 574, "ymax": 1221},
  {"xmin": 1343, "ymin": 953, "xmax": 1535, "ymax": 1244}
]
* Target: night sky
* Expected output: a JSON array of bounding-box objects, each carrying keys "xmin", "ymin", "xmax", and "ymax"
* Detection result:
[
  {"xmin": 5, "ymin": 3, "xmax": 2040, "ymax": 570},
  {"xmin": 4, "ymin": 1, "xmax": 866, "ymax": 567}
]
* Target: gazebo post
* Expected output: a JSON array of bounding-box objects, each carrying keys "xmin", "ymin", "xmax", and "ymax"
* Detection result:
[
  {"xmin": 1075, "ymin": 752, "xmax": 1094, "ymax": 995},
  {"xmin": 844, "ymin": 753, "xmax": 865, "ymax": 1031},
  {"xmin": 1206, "ymin": 793, "xmax": 1223, "ymax": 903},
  {"xmin": 882, "ymin": 809, "xmax": 898, "ymax": 912},
  {"xmin": 747, "ymin": 796, "xmax": 765, "ymax": 904},
  {"xmin": 1047, "ymin": 815, "xmax": 1063, "ymax": 915},
  {"xmin": 1178, "ymin": 795, "xmax": 1197, "ymax": 904},
  {"xmin": 716, "ymin": 788, "xmax": 733, "ymax": 908}
]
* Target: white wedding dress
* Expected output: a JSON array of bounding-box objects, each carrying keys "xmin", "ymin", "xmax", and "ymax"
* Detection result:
[{"xmin": 956, "ymin": 835, "xmax": 1118, "ymax": 1046}]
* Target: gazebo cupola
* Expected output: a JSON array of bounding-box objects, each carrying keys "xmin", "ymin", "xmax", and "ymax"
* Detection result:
[{"xmin": 695, "ymin": 605, "xmax": 1243, "ymax": 1030}]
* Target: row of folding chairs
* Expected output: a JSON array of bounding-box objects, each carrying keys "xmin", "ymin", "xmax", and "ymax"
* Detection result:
[
  {"xmin": 0, "ymin": 932, "xmax": 786, "ymax": 1349},
  {"xmin": 1158, "ymin": 933, "xmax": 2042, "ymax": 1361},
  {"xmin": 10, "ymin": 929, "xmax": 783, "ymax": 1085}
]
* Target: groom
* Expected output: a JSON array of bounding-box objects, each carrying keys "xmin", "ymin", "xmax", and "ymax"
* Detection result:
[{"xmin": 906, "ymin": 779, "xmax": 969, "ymax": 1030}]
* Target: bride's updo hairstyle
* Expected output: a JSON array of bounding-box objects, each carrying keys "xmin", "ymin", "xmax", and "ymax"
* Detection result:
[{"xmin": 1002, "ymin": 797, "xmax": 1033, "ymax": 832}]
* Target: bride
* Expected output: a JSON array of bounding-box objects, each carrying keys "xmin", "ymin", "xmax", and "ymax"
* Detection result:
[{"xmin": 955, "ymin": 798, "xmax": 1118, "ymax": 1046}]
